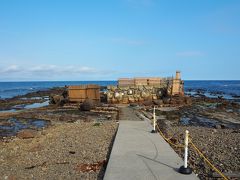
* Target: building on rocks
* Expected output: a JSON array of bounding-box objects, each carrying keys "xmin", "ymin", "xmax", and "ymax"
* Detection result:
[{"xmin": 107, "ymin": 71, "xmax": 184, "ymax": 104}]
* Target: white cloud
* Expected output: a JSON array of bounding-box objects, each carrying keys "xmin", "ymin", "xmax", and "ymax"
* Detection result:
[
  {"xmin": 0, "ymin": 64, "xmax": 96, "ymax": 75},
  {"xmin": 0, "ymin": 64, "xmax": 114, "ymax": 80},
  {"xmin": 1, "ymin": 65, "xmax": 21, "ymax": 73},
  {"xmin": 176, "ymin": 51, "xmax": 204, "ymax": 57}
]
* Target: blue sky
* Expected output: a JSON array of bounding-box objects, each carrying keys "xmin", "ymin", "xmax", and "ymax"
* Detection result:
[{"xmin": 0, "ymin": 0, "xmax": 239, "ymax": 81}]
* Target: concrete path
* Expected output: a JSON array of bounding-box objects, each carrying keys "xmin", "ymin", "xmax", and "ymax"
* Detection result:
[
  {"xmin": 118, "ymin": 105, "xmax": 140, "ymax": 121},
  {"xmin": 104, "ymin": 107, "xmax": 198, "ymax": 180}
]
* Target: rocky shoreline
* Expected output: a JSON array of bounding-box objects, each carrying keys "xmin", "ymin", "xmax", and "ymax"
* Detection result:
[
  {"xmin": 139, "ymin": 94, "xmax": 240, "ymax": 179},
  {"xmin": 0, "ymin": 87, "xmax": 240, "ymax": 179},
  {"xmin": 0, "ymin": 88, "xmax": 119, "ymax": 179}
]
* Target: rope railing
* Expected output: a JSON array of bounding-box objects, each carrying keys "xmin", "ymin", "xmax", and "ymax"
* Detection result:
[
  {"xmin": 146, "ymin": 107, "xmax": 229, "ymax": 180},
  {"xmin": 189, "ymin": 137, "xmax": 228, "ymax": 180}
]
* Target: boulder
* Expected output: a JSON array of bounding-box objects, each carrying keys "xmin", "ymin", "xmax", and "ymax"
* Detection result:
[
  {"xmin": 141, "ymin": 91, "xmax": 150, "ymax": 98},
  {"xmin": 80, "ymin": 99, "xmax": 96, "ymax": 111},
  {"xmin": 127, "ymin": 89, "xmax": 133, "ymax": 95},
  {"xmin": 163, "ymin": 97, "xmax": 170, "ymax": 104},
  {"xmin": 152, "ymin": 94, "xmax": 158, "ymax": 100},
  {"xmin": 128, "ymin": 96, "xmax": 135, "ymax": 103},
  {"xmin": 50, "ymin": 94, "xmax": 60, "ymax": 104},
  {"xmin": 153, "ymin": 99, "xmax": 163, "ymax": 105},
  {"xmin": 215, "ymin": 124, "xmax": 222, "ymax": 129},
  {"xmin": 50, "ymin": 94, "xmax": 66, "ymax": 106},
  {"xmin": 143, "ymin": 100, "xmax": 153, "ymax": 106},
  {"xmin": 17, "ymin": 129, "xmax": 37, "ymax": 139},
  {"xmin": 122, "ymin": 97, "xmax": 129, "ymax": 104},
  {"xmin": 111, "ymin": 98, "xmax": 118, "ymax": 104},
  {"xmin": 138, "ymin": 97, "xmax": 144, "ymax": 102}
]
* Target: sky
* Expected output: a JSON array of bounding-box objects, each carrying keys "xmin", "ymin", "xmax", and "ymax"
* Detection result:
[{"xmin": 0, "ymin": 0, "xmax": 240, "ymax": 81}]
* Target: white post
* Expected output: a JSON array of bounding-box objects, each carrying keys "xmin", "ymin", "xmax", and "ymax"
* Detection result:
[
  {"xmin": 184, "ymin": 130, "xmax": 189, "ymax": 168},
  {"xmin": 153, "ymin": 106, "xmax": 156, "ymax": 131},
  {"xmin": 179, "ymin": 130, "xmax": 192, "ymax": 174}
]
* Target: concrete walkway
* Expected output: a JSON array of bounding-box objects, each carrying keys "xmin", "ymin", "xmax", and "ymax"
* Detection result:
[{"xmin": 104, "ymin": 109, "xmax": 198, "ymax": 180}]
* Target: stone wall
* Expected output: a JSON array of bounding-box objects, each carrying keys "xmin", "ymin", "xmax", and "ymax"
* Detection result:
[
  {"xmin": 107, "ymin": 84, "xmax": 169, "ymax": 104},
  {"xmin": 107, "ymin": 71, "xmax": 184, "ymax": 104}
]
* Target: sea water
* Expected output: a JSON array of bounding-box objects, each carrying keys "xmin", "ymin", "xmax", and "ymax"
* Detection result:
[{"xmin": 0, "ymin": 80, "xmax": 239, "ymax": 99}]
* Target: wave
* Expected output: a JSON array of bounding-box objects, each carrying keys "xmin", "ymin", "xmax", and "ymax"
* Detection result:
[{"xmin": 0, "ymin": 88, "xmax": 37, "ymax": 93}]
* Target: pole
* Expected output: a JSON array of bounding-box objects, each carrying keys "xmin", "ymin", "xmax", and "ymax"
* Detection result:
[
  {"xmin": 153, "ymin": 106, "xmax": 156, "ymax": 131},
  {"xmin": 151, "ymin": 106, "xmax": 157, "ymax": 133},
  {"xmin": 179, "ymin": 130, "xmax": 192, "ymax": 174},
  {"xmin": 184, "ymin": 130, "xmax": 189, "ymax": 168}
]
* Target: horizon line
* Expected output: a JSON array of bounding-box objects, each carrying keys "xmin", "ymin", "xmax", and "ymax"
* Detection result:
[{"xmin": 0, "ymin": 79, "xmax": 240, "ymax": 82}]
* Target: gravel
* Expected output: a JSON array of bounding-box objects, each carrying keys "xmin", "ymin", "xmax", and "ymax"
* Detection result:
[
  {"xmin": 158, "ymin": 123, "xmax": 240, "ymax": 179},
  {"xmin": 0, "ymin": 121, "xmax": 118, "ymax": 179}
]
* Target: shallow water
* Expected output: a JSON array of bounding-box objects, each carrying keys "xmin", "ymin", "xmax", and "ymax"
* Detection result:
[
  {"xmin": 0, "ymin": 100, "xmax": 49, "ymax": 113},
  {"xmin": 20, "ymin": 96, "xmax": 49, "ymax": 100},
  {"xmin": 24, "ymin": 101, "xmax": 49, "ymax": 109},
  {"xmin": 0, "ymin": 118, "xmax": 50, "ymax": 137},
  {"xmin": 185, "ymin": 91, "xmax": 235, "ymax": 100}
]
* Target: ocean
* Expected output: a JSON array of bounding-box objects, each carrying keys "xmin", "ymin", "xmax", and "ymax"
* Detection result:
[{"xmin": 0, "ymin": 80, "xmax": 240, "ymax": 99}]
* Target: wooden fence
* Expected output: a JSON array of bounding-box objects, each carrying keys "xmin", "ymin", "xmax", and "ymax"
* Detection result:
[{"xmin": 68, "ymin": 85, "xmax": 100, "ymax": 102}]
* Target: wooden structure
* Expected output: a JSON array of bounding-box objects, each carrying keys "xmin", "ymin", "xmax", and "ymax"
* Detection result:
[
  {"xmin": 118, "ymin": 78, "xmax": 134, "ymax": 87},
  {"xmin": 134, "ymin": 78, "xmax": 148, "ymax": 86},
  {"xmin": 68, "ymin": 85, "xmax": 100, "ymax": 102},
  {"xmin": 118, "ymin": 77, "xmax": 163, "ymax": 87}
]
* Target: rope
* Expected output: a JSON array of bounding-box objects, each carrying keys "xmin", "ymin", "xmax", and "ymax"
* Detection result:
[
  {"xmin": 155, "ymin": 123, "xmax": 185, "ymax": 148},
  {"xmin": 189, "ymin": 138, "xmax": 228, "ymax": 180},
  {"xmin": 146, "ymin": 111, "xmax": 228, "ymax": 179}
]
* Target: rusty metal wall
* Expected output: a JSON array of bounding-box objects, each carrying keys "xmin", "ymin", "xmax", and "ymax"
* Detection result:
[{"xmin": 68, "ymin": 85, "xmax": 100, "ymax": 102}]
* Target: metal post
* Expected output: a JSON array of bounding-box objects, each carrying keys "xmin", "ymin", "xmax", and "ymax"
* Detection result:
[
  {"xmin": 179, "ymin": 130, "xmax": 192, "ymax": 174},
  {"xmin": 184, "ymin": 130, "xmax": 189, "ymax": 168},
  {"xmin": 151, "ymin": 106, "xmax": 157, "ymax": 133}
]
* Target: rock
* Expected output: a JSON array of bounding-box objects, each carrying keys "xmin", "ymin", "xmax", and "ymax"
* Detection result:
[
  {"xmin": 111, "ymin": 98, "xmax": 118, "ymax": 104},
  {"xmin": 163, "ymin": 97, "xmax": 170, "ymax": 104},
  {"xmin": 212, "ymin": 129, "xmax": 217, "ymax": 133},
  {"xmin": 122, "ymin": 97, "xmax": 129, "ymax": 104},
  {"xmin": 58, "ymin": 96, "xmax": 66, "ymax": 106},
  {"xmin": 127, "ymin": 89, "xmax": 133, "ymax": 95},
  {"xmin": 138, "ymin": 97, "xmax": 144, "ymax": 102},
  {"xmin": 215, "ymin": 124, "xmax": 222, "ymax": 129},
  {"xmin": 128, "ymin": 96, "xmax": 135, "ymax": 103},
  {"xmin": 80, "ymin": 99, "xmax": 96, "ymax": 111},
  {"xmin": 114, "ymin": 92, "xmax": 121, "ymax": 98},
  {"xmin": 143, "ymin": 100, "xmax": 153, "ymax": 106},
  {"xmin": 107, "ymin": 92, "xmax": 113, "ymax": 99},
  {"xmin": 231, "ymin": 129, "xmax": 240, "ymax": 133},
  {"xmin": 17, "ymin": 129, "xmax": 37, "ymax": 139},
  {"xmin": 129, "ymin": 103, "xmax": 138, "ymax": 107},
  {"xmin": 50, "ymin": 94, "xmax": 60, "ymax": 104},
  {"xmin": 184, "ymin": 97, "xmax": 192, "ymax": 104},
  {"xmin": 153, "ymin": 99, "xmax": 163, "ymax": 105},
  {"xmin": 141, "ymin": 91, "xmax": 151, "ymax": 99},
  {"xmin": 50, "ymin": 94, "xmax": 66, "ymax": 106},
  {"xmin": 152, "ymin": 94, "xmax": 158, "ymax": 100}
]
